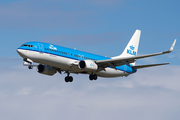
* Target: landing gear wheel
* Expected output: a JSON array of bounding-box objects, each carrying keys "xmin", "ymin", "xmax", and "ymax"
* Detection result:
[
  {"xmin": 93, "ymin": 74, "xmax": 97, "ymax": 80},
  {"xmin": 89, "ymin": 75, "xmax": 94, "ymax": 81},
  {"xmin": 65, "ymin": 77, "xmax": 69, "ymax": 82},
  {"xmin": 65, "ymin": 76, "xmax": 73, "ymax": 82},
  {"xmin": 69, "ymin": 76, "xmax": 73, "ymax": 82},
  {"xmin": 89, "ymin": 74, "xmax": 98, "ymax": 81}
]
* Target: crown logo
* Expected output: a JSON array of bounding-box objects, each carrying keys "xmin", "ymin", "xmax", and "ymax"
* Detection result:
[
  {"xmin": 130, "ymin": 45, "xmax": 135, "ymax": 50},
  {"xmin": 49, "ymin": 44, "xmax": 57, "ymax": 50}
]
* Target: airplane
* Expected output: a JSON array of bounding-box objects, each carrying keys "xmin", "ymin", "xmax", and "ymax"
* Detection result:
[{"xmin": 17, "ymin": 30, "xmax": 176, "ymax": 82}]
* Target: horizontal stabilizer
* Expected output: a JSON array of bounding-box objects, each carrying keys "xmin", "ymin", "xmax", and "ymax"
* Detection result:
[{"xmin": 132, "ymin": 63, "xmax": 169, "ymax": 69}]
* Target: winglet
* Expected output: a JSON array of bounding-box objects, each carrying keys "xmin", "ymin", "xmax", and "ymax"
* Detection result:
[
  {"xmin": 163, "ymin": 39, "xmax": 176, "ymax": 53},
  {"xmin": 169, "ymin": 39, "xmax": 176, "ymax": 52}
]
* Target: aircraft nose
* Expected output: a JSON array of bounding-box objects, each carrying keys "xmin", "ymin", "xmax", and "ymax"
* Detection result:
[
  {"xmin": 17, "ymin": 48, "xmax": 24, "ymax": 56},
  {"xmin": 17, "ymin": 48, "xmax": 21, "ymax": 54},
  {"xmin": 17, "ymin": 48, "xmax": 26, "ymax": 58}
]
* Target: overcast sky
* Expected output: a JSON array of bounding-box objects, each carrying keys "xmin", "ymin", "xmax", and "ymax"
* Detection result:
[{"xmin": 0, "ymin": 0, "xmax": 180, "ymax": 120}]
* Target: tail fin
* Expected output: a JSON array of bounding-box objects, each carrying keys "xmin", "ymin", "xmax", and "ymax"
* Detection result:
[
  {"xmin": 112, "ymin": 29, "xmax": 141, "ymax": 65},
  {"xmin": 121, "ymin": 29, "xmax": 141, "ymax": 57}
]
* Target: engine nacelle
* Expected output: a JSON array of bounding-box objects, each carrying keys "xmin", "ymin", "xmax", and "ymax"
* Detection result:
[
  {"xmin": 37, "ymin": 64, "xmax": 57, "ymax": 76},
  {"xmin": 78, "ymin": 60, "xmax": 98, "ymax": 72}
]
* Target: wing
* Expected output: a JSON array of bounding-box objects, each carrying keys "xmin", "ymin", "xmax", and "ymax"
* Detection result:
[{"xmin": 96, "ymin": 39, "xmax": 176, "ymax": 68}]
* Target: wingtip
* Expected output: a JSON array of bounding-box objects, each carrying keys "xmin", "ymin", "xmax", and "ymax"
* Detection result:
[{"xmin": 169, "ymin": 39, "xmax": 176, "ymax": 52}]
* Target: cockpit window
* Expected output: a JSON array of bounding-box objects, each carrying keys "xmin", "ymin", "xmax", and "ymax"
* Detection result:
[{"xmin": 21, "ymin": 44, "xmax": 33, "ymax": 47}]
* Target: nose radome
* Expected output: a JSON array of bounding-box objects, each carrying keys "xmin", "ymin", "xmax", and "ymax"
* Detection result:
[
  {"xmin": 17, "ymin": 48, "xmax": 26, "ymax": 58},
  {"xmin": 17, "ymin": 48, "xmax": 24, "ymax": 56},
  {"xmin": 17, "ymin": 49, "xmax": 21, "ymax": 54}
]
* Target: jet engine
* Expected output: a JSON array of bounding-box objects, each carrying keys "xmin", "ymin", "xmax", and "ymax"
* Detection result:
[
  {"xmin": 78, "ymin": 60, "xmax": 98, "ymax": 72},
  {"xmin": 37, "ymin": 64, "xmax": 57, "ymax": 76}
]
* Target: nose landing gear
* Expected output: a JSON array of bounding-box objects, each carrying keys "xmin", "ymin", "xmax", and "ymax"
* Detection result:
[{"xmin": 23, "ymin": 58, "xmax": 34, "ymax": 69}]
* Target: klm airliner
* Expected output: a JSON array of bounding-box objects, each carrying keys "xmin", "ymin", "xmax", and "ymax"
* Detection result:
[{"xmin": 17, "ymin": 30, "xmax": 176, "ymax": 82}]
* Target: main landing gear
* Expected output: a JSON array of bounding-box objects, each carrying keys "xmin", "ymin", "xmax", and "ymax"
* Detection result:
[
  {"xmin": 65, "ymin": 76, "xmax": 73, "ymax": 82},
  {"xmin": 89, "ymin": 74, "xmax": 98, "ymax": 81},
  {"xmin": 65, "ymin": 71, "xmax": 73, "ymax": 82},
  {"xmin": 64, "ymin": 72, "xmax": 98, "ymax": 82}
]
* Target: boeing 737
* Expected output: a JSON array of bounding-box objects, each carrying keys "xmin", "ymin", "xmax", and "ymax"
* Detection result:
[{"xmin": 17, "ymin": 30, "xmax": 176, "ymax": 82}]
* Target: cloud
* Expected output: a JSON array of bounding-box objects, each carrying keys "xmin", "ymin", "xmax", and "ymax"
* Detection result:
[
  {"xmin": 0, "ymin": 62, "xmax": 180, "ymax": 120},
  {"xmin": 0, "ymin": 57, "xmax": 22, "ymax": 70},
  {"xmin": 16, "ymin": 87, "xmax": 33, "ymax": 95},
  {"xmin": 133, "ymin": 65, "xmax": 180, "ymax": 91}
]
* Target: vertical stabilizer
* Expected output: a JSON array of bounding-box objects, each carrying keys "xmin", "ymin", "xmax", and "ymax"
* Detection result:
[
  {"xmin": 112, "ymin": 29, "xmax": 141, "ymax": 65},
  {"xmin": 121, "ymin": 29, "xmax": 141, "ymax": 57}
]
